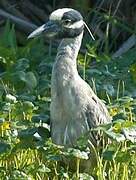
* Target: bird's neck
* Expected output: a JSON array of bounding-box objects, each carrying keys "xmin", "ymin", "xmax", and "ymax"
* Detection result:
[{"xmin": 56, "ymin": 32, "xmax": 83, "ymax": 66}]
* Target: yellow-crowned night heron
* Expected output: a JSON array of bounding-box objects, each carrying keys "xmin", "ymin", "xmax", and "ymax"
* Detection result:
[{"xmin": 28, "ymin": 8, "xmax": 111, "ymax": 147}]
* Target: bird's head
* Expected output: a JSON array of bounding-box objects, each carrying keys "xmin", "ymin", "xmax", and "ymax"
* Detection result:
[{"xmin": 28, "ymin": 8, "xmax": 84, "ymax": 39}]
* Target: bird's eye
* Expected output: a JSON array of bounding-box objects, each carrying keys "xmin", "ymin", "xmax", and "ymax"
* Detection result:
[{"xmin": 62, "ymin": 19, "xmax": 72, "ymax": 25}]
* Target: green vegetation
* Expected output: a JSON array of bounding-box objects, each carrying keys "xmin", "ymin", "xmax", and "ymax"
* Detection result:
[{"xmin": 0, "ymin": 20, "xmax": 136, "ymax": 180}]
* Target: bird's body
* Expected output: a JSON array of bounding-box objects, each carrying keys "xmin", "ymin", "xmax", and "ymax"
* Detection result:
[
  {"xmin": 51, "ymin": 32, "xmax": 111, "ymax": 146},
  {"xmin": 28, "ymin": 8, "xmax": 111, "ymax": 148}
]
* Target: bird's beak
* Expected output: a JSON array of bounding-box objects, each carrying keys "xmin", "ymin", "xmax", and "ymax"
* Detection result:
[{"xmin": 28, "ymin": 20, "xmax": 60, "ymax": 39}]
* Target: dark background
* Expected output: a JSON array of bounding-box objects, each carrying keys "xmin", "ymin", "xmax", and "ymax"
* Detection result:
[{"xmin": 0, "ymin": 0, "xmax": 136, "ymax": 53}]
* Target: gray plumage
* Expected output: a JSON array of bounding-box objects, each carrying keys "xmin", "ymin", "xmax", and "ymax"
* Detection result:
[
  {"xmin": 28, "ymin": 8, "xmax": 111, "ymax": 148},
  {"xmin": 51, "ymin": 32, "xmax": 111, "ymax": 146}
]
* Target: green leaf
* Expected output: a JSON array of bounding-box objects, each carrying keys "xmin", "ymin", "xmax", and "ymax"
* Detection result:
[
  {"xmin": 47, "ymin": 155, "xmax": 62, "ymax": 161},
  {"xmin": 9, "ymin": 24, "xmax": 17, "ymax": 52},
  {"xmin": 103, "ymin": 84, "xmax": 115, "ymax": 96},
  {"xmin": 5, "ymin": 94, "xmax": 17, "ymax": 103},
  {"xmin": 32, "ymin": 114, "xmax": 49, "ymax": 123},
  {"xmin": 18, "ymin": 126, "xmax": 50, "ymax": 141},
  {"xmin": 16, "ymin": 71, "xmax": 37, "ymax": 89},
  {"xmin": 102, "ymin": 150, "xmax": 116, "ymax": 161},
  {"xmin": 18, "ymin": 94, "xmax": 36, "ymax": 102},
  {"xmin": 1, "ymin": 20, "xmax": 10, "ymax": 47},
  {"xmin": 122, "ymin": 126, "xmax": 136, "ymax": 143},
  {"xmin": 79, "ymin": 173, "xmax": 94, "ymax": 180},
  {"xmin": 38, "ymin": 126, "xmax": 50, "ymax": 139},
  {"xmin": 66, "ymin": 148, "xmax": 89, "ymax": 160},
  {"xmin": 0, "ymin": 118, "xmax": 5, "ymax": 123},
  {"xmin": 105, "ymin": 129, "xmax": 125, "ymax": 142},
  {"xmin": 23, "ymin": 101, "xmax": 34, "ymax": 109},
  {"xmin": 37, "ymin": 164, "xmax": 51, "ymax": 173},
  {"xmin": 25, "ymin": 71, "xmax": 37, "ymax": 89},
  {"xmin": 115, "ymin": 151, "xmax": 131, "ymax": 163},
  {"xmin": 18, "ymin": 127, "xmax": 37, "ymax": 140},
  {"xmin": 86, "ymin": 69, "xmax": 102, "ymax": 75},
  {"xmin": 15, "ymin": 58, "xmax": 30, "ymax": 71},
  {"xmin": 0, "ymin": 142, "xmax": 11, "ymax": 154},
  {"xmin": 18, "ymin": 71, "xmax": 26, "ymax": 82},
  {"xmin": 2, "ymin": 102, "xmax": 11, "ymax": 112},
  {"xmin": 11, "ymin": 170, "xmax": 31, "ymax": 179}
]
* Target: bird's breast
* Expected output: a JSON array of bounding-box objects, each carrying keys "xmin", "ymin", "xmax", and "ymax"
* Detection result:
[{"xmin": 51, "ymin": 69, "xmax": 79, "ymax": 116}]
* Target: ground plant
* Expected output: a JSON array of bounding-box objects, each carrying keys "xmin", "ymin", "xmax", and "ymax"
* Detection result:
[{"xmin": 0, "ymin": 19, "xmax": 136, "ymax": 180}]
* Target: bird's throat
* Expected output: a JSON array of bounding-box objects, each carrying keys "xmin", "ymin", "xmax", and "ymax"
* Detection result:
[{"xmin": 56, "ymin": 32, "xmax": 83, "ymax": 66}]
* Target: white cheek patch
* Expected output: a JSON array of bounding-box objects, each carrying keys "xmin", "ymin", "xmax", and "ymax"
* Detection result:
[
  {"xmin": 50, "ymin": 8, "xmax": 73, "ymax": 21},
  {"xmin": 68, "ymin": 20, "xmax": 84, "ymax": 29}
]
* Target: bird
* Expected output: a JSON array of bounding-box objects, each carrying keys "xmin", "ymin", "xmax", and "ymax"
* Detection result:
[{"xmin": 28, "ymin": 8, "xmax": 112, "ymax": 148}]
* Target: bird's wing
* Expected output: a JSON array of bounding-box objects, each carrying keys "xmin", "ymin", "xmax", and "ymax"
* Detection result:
[
  {"xmin": 86, "ymin": 94, "xmax": 111, "ymax": 126},
  {"xmin": 79, "ymin": 78, "xmax": 111, "ymax": 126},
  {"xmin": 77, "ymin": 78, "xmax": 111, "ymax": 144}
]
